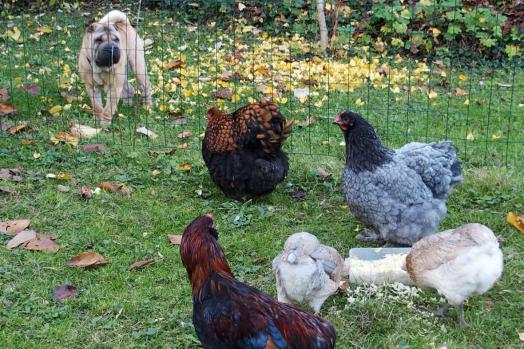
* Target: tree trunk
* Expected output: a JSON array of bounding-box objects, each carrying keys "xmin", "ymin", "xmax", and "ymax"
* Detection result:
[{"xmin": 316, "ymin": 0, "xmax": 328, "ymax": 53}]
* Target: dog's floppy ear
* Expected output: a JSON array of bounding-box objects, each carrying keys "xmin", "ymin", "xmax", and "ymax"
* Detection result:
[
  {"xmin": 112, "ymin": 20, "xmax": 127, "ymax": 33},
  {"xmin": 85, "ymin": 21, "xmax": 97, "ymax": 33}
]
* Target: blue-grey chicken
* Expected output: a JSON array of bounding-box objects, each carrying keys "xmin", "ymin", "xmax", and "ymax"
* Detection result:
[{"xmin": 333, "ymin": 111, "xmax": 462, "ymax": 246}]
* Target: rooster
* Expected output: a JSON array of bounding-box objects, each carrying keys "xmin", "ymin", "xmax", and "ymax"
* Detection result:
[
  {"xmin": 202, "ymin": 100, "xmax": 293, "ymax": 201},
  {"xmin": 334, "ymin": 110, "xmax": 462, "ymax": 246},
  {"xmin": 180, "ymin": 214, "xmax": 336, "ymax": 349}
]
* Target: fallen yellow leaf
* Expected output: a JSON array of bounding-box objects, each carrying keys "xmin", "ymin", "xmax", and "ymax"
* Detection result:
[
  {"xmin": 506, "ymin": 212, "xmax": 524, "ymax": 233},
  {"xmin": 177, "ymin": 162, "xmax": 192, "ymax": 172},
  {"xmin": 50, "ymin": 131, "xmax": 79, "ymax": 146},
  {"xmin": 48, "ymin": 105, "xmax": 63, "ymax": 117},
  {"xmin": 466, "ymin": 131, "xmax": 474, "ymax": 141}
]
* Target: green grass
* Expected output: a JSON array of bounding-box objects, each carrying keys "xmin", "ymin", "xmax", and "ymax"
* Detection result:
[{"xmin": 1, "ymin": 6, "xmax": 524, "ymax": 349}]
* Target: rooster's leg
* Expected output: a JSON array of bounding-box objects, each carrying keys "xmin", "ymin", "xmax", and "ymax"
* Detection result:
[
  {"xmin": 457, "ymin": 303, "xmax": 469, "ymax": 328},
  {"xmin": 355, "ymin": 228, "xmax": 380, "ymax": 242}
]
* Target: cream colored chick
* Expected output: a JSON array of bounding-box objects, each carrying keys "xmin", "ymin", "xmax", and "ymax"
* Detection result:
[
  {"xmin": 272, "ymin": 232, "xmax": 343, "ymax": 314},
  {"xmin": 404, "ymin": 223, "xmax": 503, "ymax": 327}
]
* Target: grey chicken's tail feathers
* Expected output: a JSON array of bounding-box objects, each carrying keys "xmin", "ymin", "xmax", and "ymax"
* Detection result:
[{"xmin": 432, "ymin": 141, "xmax": 462, "ymax": 185}]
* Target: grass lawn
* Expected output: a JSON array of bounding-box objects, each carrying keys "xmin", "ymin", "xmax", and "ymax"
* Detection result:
[{"xmin": 1, "ymin": 6, "xmax": 524, "ymax": 349}]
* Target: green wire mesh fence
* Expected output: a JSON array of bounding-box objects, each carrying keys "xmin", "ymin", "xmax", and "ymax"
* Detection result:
[{"xmin": 0, "ymin": 1, "xmax": 522, "ymax": 167}]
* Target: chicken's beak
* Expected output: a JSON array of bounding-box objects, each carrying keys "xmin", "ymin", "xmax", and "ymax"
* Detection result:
[{"xmin": 333, "ymin": 112, "xmax": 342, "ymax": 125}]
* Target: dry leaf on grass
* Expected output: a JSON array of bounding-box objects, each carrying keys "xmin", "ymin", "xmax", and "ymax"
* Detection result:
[
  {"xmin": 6, "ymin": 229, "xmax": 37, "ymax": 249},
  {"xmin": 46, "ymin": 172, "xmax": 72, "ymax": 181},
  {"xmin": 177, "ymin": 162, "xmax": 192, "ymax": 172},
  {"xmin": 317, "ymin": 167, "xmax": 332, "ymax": 180},
  {"xmin": 0, "ymin": 219, "xmax": 31, "ymax": 235},
  {"xmin": 0, "ymin": 168, "xmax": 23, "ymax": 182},
  {"xmin": 57, "ymin": 185, "xmax": 70, "ymax": 192},
  {"xmin": 0, "ymin": 88, "xmax": 9, "ymax": 102},
  {"xmin": 117, "ymin": 183, "xmax": 133, "ymax": 195},
  {"xmin": 507, "ymin": 212, "xmax": 524, "ymax": 233},
  {"xmin": 1, "ymin": 120, "xmax": 13, "ymax": 131},
  {"xmin": 213, "ymin": 89, "xmax": 232, "ymax": 100},
  {"xmin": 50, "ymin": 131, "xmax": 79, "ymax": 146},
  {"xmin": 136, "ymin": 127, "xmax": 158, "ymax": 139},
  {"xmin": 128, "ymin": 259, "xmax": 155, "ymax": 270},
  {"xmin": 7, "ymin": 123, "xmax": 28, "ymax": 134},
  {"xmin": 19, "ymin": 84, "xmax": 40, "ymax": 96},
  {"xmin": 338, "ymin": 280, "xmax": 349, "ymax": 292},
  {"xmin": 0, "ymin": 103, "xmax": 16, "ymax": 116},
  {"xmin": 100, "ymin": 181, "xmax": 116, "ymax": 193},
  {"xmin": 0, "ymin": 186, "xmax": 15, "ymax": 194},
  {"xmin": 168, "ymin": 235, "xmax": 182, "ymax": 245},
  {"xmin": 77, "ymin": 186, "xmax": 93, "ymax": 199},
  {"xmin": 53, "ymin": 284, "xmax": 78, "ymax": 302},
  {"xmin": 177, "ymin": 130, "xmax": 192, "ymax": 138},
  {"xmin": 83, "ymin": 144, "xmax": 106, "ymax": 154},
  {"xmin": 455, "ymin": 88, "xmax": 468, "ymax": 96},
  {"xmin": 171, "ymin": 117, "xmax": 188, "ymax": 126},
  {"xmin": 519, "ymin": 332, "xmax": 524, "ymax": 342},
  {"xmin": 164, "ymin": 60, "xmax": 185, "ymax": 70},
  {"xmin": 24, "ymin": 236, "xmax": 60, "ymax": 252},
  {"xmin": 67, "ymin": 251, "xmax": 108, "ymax": 268},
  {"xmin": 71, "ymin": 124, "xmax": 102, "ymax": 138}
]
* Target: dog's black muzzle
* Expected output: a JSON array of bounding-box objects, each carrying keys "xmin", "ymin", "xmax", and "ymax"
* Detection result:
[{"xmin": 95, "ymin": 44, "xmax": 121, "ymax": 67}]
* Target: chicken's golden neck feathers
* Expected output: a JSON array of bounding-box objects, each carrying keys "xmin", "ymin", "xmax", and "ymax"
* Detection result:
[{"xmin": 180, "ymin": 217, "xmax": 232, "ymax": 299}]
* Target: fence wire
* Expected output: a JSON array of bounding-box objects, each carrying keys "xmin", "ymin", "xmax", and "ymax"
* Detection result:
[{"xmin": 0, "ymin": 1, "xmax": 522, "ymax": 168}]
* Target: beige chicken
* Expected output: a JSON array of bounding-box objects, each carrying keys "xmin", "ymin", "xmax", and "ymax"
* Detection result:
[
  {"xmin": 404, "ymin": 223, "xmax": 503, "ymax": 327},
  {"xmin": 272, "ymin": 232, "xmax": 343, "ymax": 314}
]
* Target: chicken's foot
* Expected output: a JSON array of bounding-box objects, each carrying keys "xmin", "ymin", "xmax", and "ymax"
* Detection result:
[
  {"xmin": 432, "ymin": 303, "xmax": 450, "ymax": 317},
  {"xmin": 457, "ymin": 303, "xmax": 469, "ymax": 328}
]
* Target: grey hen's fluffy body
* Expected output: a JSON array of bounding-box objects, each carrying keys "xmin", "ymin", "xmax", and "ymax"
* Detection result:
[{"xmin": 337, "ymin": 111, "xmax": 462, "ymax": 246}]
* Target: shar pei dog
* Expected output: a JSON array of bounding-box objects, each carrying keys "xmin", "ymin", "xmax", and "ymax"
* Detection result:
[{"xmin": 79, "ymin": 10, "xmax": 152, "ymax": 125}]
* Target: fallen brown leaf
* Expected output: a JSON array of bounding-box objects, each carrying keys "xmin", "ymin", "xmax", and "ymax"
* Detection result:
[
  {"xmin": 57, "ymin": 184, "xmax": 70, "ymax": 192},
  {"xmin": 7, "ymin": 123, "xmax": 28, "ymax": 134},
  {"xmin": 506, "ymin": 212, "xmax": 524, "ymax": 233},
  {"xmin": 213, "ymin": 89, "xmax": 232, "ymax": 100},
  {"xmin": 0, "ymin": 168, "xmax": 23, "ymax": 182},
  {"xmin": 0, "ymin": 103, "xmax": 16, "ymax": 116},
  {"xmin": 164, "ymin": 60, "xmax": 185, "ymax": 70},
  {"xmin": 0, "ymin": 186, "xmax": 15, "ymax": 194},
  {"xmin": 171, "ymin": 117, "xmax": 188, "ymax": 126},
  {"xmin": 67, "ymin": 251, "xmax": 108, "ymax": 268},
  {"xmin": 317, "ymin": 167, "xmax": 332, "ymax": 180},
  {"xmin": 455, "ymin": 87, "xmax": 468, "ymax": 96},
  {"xmin": 0, "ymin": 120, "xmax": 13, "ymax": 131},
  {"xmin": 60, "ymin": 90, "xmax": 80, "ymax": 103},
  {"xmin": 77, "ymin": 186, "xmax": 93, "ymax": 199},
  {"xmin": 177, "ymin": 130, "xmax": 192, "ymax": 138},
  {"xmin": 168, "ymin": 234, "xmax": 182, "ymax": 245},
  {"xmin": 100, "ymin": 181, "xmax": 116, "ymax": 193},
  {"xmin": 128, "ymin": 259, "xmax": 155, "ymax": 270},
  {"xmin": 0, "ymin": 88, "xmax": 9, "ymax": 102},
  {"xmin": 83, "ymin": 144, "xmax": 106, "ymax": 154},
  {"xmin": 50, "ymin": 131, "xmax": 79, "ymax": 146},
  {"xmin": 19, "ymin": 84, "xmax": 40, "ymax": 96},
  {"xmin": 0, "ymin": 218, "xmax": 31, "ymax": 235},
  {"xmin": 24, "ymin": 237, "xmax": 60, "ymax": 252},
  {"xmin": 6, "ymin": 229, "xmax": 37, "ymax": 249},
  {"xmin": 53, "ymin": 284, "xmax": 78, "ymax": 302}
]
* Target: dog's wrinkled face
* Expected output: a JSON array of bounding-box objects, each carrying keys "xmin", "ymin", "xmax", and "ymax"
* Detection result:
[{"xmin": 87, "ymin": 23, "xmax": 122, "ymax": 68}]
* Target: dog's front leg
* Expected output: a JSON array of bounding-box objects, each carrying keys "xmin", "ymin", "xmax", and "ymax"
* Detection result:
[
  {"xmin": 101, "ymin": 79, "xmax": 123, "ymax": 126},
  {"xmin": 85, "ymin": 84, "xmax": 104, "ymax": 121}
]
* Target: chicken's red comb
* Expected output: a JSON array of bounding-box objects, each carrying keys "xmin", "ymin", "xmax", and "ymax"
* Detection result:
[{"xmin": 204, "ymin": 213, "xmax": 214, "ymax": 219}]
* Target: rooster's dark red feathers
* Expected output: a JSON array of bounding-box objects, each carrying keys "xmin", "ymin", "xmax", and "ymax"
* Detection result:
[{"xmin": 180, "ymin": 215, "xmax": 336, "ymax": 349}]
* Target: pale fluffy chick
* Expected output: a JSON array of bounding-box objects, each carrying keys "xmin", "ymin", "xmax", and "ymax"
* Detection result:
[
  {"xmin": 272, "ymin": 232, "xmax": 343, "ymax": 314},
  {"xmin": 404, "ymin": 223, "xmax": 503, "ymax": 327}
]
